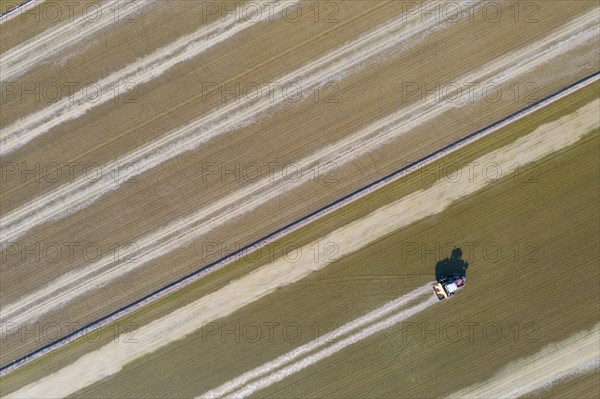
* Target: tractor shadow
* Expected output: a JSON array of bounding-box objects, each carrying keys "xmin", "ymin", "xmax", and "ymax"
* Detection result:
[{"xmin": 435, "ymin": 247, "xmax": 469, "ymax": 282}]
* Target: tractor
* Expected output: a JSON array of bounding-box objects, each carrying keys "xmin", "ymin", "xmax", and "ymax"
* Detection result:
[{"xmin": 433, "ymin": 274, "xmax": 466, "ymax": 300}]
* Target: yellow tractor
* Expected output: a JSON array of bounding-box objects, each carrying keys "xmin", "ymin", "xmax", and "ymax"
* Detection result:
[{"xmin": 433, "ymin": 275, "xmax": 465, "ymax": 300}]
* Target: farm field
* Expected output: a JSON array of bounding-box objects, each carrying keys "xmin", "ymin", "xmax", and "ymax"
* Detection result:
[
  {"xmin": 1, "ymin": 77, "xmax": 597, "ymax": 398},
  {"xmin": 1, "ymin": 0, "xmax": 598, "ymax": 368},
  {"xmin": 0, "ymin": 0, "xmax": 599, "ymax": 397}
]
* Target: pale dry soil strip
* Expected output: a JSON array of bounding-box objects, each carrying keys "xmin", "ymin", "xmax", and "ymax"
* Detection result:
[
  {"xmin": 1, "ymin": 8, "xmax": 597, "ymax": 331},
  {"xmin": 5, "ymin": 95, "xmax": 598, "ymax": 399},
  {"xmin": 448, "ymin": 323, "xmax": 600, "ymax": 399}
]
